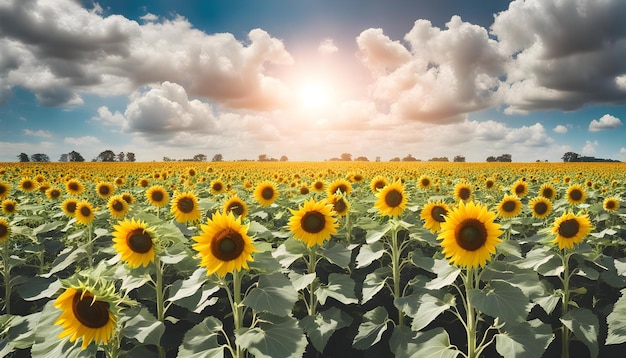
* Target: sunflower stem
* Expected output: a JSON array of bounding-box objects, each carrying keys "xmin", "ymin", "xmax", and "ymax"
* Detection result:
[
  {"xmin": 560, "ymin": 250, "xmax": 571, "ymax": 358},
  {"xmin": 307, "ymin": 247, "xmax": 318, "ymax": 316},
  {"xmin": 464, "ymin": 266, "xmax": 478, "ymax": 358},
  {"xmin": 390, "ymin": 222, "xmax": 404, "ymax": 327},
  {"xmin": 86, "ymin": 223, "xmax": 93, "ymax": 268},
  {"xmin": 154, "ymin": 255, "xmax": 166, "ymax": 358},
  {"xmin": 345, "ymin": 211, "xmax": 352, "ymax": 245},
  {"xmin": 232, "ymin": 270, "xmax": 244, "ymax": 358},
  {"xmin": 1, "ymin": 239, "xmax": 11, "ymax": 314}
]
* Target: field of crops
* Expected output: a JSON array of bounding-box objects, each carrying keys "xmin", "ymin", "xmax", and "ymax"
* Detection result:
[{"xmin": 0, "ymin": 161, "xmax": 625, "ymax": 357}]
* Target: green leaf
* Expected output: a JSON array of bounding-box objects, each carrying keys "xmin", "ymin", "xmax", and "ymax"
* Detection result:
[
  {"xmin": 31, "ymin": 301, "xmax": 94, "ymax": 357},
  {"xmin": 515, "ymin": 246, "xmax": 563, "ymax": 277},
  {"xmin": 469, "ymin": 280, "xmax": 530, "ymax": 324},
  {"xmin": 534, "ymin": 289, "xmax": 561, "ymax": 315},
  {"xmin": 32, "ymin": 221, "xmax": 64, "ymax": 235},
  {"xmin": 236, "ymin": 314, "xmax": 307, "ymax": 358},
  {"xmin": 272, "ymin": 237, "xmax": 307, "ymax": 268},
  {"xmin": 177, "ymin": 316, "xmax": 225, "ymax": 358},
  {"xmin": 390, "ymin": 326, "xmax": 460, "ymax": 358},
  {"xmin": 242, "ymin": 272, "xmax": 298, "ymax": 317},
  {"xmin": 353, "ymin": 306, "xmax": 390, "ymax": 350},
  {"xmin": 173, "ymin": 282, "xmax": 220, "ymax": 313},
  {"xmin": 17, "ymin": 276, "xmax": 61, "ymax": 301},
  {"xmin": 320, "ymin": 241, "xmax": 351, "ymax": 268},
  {"xmin": 315, "ymin": 273, "xmax": 358, "ymax": 305},
  {"xmin": 3, "ymin": 311, "xmax": 41, "ymax": 350},
  {"xmin": 396, "ymin": 293, "xmax": 455, "ymax": 332},
  {"xmin": 482, "ymin": 262, "xmax": 546, "ymax": 299},
  {"xmin": 560, "ymin": 308, "xmax": 599, "ymax": 358},
  {"xmin": 495, "ymin": 319, "xmax": 554, "ymax": 358},
  {"xmin": 496, "ymin": 239, "xmax": 522, "ymax": 258},
  {"xmin": 607, "ymin": 288, "xmax": 626, "ymax": 345},
  {"xmin": 299, "ymin": 307, "xmax": 353, "ymax": 352},
  {"xmin": 166, "ymin": 267, "xmax": 208, "ymax": 302},
  {"xmin": 361, "ymin": 267, "xmax": 391, "ymax": 304},
  {"xmin": 122, "ymin": 307, "xmax": 165, "ymax": 345},
  {"xmin": 412, "ymin": 255, "xmax": 461, "ymax": 290},
  {"xmin": 355, "ymin": 241, "xmax": 385, "ymax": 269},
  {"xmin": 365, "ymin": 222, "xmax": 393, "ymax": 244},
  {"xmin": 248, "ymin": 250, "xmax": 282, "ymax": 273},
  {"xmin": 287, "ymin": 272, "xmax": 316, "ymax": 291},
  {"xmin": 41, "ymin": 246, "xmax": 87, "ymax": 278}
]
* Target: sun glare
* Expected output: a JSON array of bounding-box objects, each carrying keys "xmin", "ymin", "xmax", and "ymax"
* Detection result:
[{"xmin": 297, "ymin": 81, "xmax": 332, "ymax": 111}]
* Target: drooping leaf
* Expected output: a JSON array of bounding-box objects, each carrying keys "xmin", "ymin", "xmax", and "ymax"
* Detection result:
[
  {"xmin": 361, "ymin": 267, "xmax": 391, "ymax": 304},
  {"xmin": 40, "ymin": 246, "xmax": 87, "ymax": 278},
  {"xmin": 315, "ymin": 273, "xmax": 358, "ymax": 305},
  {"xmin": 272, "ymin": 237, "xmax": 307, "ymax": 268},
  {"xmin": 495, "ymin": 319, "xmax": 554, "ymax": 358},
  {"xmin": 355, "ymin": 241, "xmax": 385, "ymax": 269},
  {"xmin": 396, "ymin": 292, "xmax": 455, "ymax": 332},
  {"xmin": 177, "ymin": 316, "xmax": 225, "ymax": 358},
  {"xmin": 353, "ymin": 306, "xmax": 391, "ymax": 350},
  {"xmin": 299, "ymin": 307, "xmax": 353, "ymax": 352},
  {"xmin": 390, "ymin": 326, "xmax": 460, "ymax": 358},
  {"xmin": 469, "ymin": 280, "xmax": 530, "ymax": 324},
  {"xmin": 166, "ymin": 267, "xmax": 208, "ymax": 303},
  {"xmin": 560, "ymin": 308, "xmax": 599, "ymax": 358},
  {"xmin": 242, "ymin": 272, "xmax": 298, "ymax": 317},
  {"xmin": 248, "ymin": 250, "xmax": 283, "ymax": 273},
  {"xmin": 607, "ymin": 288, "xmax": 626, "ymax": 345},
  {"xmin": 320, "ymin": 241, "xmax": 351, "ymax": 268},
  {"xmin": 365, "ymin": 222, "xmax": 393, "ymax": 244},
  {"xmin": 236, "ymin": 314, "xmax": 307, "ymax": 358},
  {"xmin": 287, "ymin": 271, "xmax": 316, "ymax": 292},
  {"xmin": 122, "ymin": 307, "xmax": 165, "ymax": 345},
  {"xmin": 31, "ymin": 301, "xmax": 94, "ymax": 358},
  {"xmin": 412, "ymin": 255, "xmax": 461, "ymax": 290},
  {"xmin": 17, "ymin": 276, "xmax": 61, "ymax": 301}
]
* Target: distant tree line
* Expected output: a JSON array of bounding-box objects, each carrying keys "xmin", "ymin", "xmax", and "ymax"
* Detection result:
[
  {"xmin": 17, "ymin": 150, "xmax": 137, "ymax": 163},
  {"xmin": 486, "ymin": 154, "xmax": 512, "ymax": 162},
  {"xmin": 561, "ymin": 152, "xmax": 620, "ymax": 163}
]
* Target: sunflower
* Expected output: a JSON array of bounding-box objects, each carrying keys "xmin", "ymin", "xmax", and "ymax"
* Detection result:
[
  {"xmin": 538, "ymin": 183, "xmax": 557, "ymax": 200},
  {"xmin": 311, "ymin": 180, "xmax": 325, "ymax": 193},
  {"xmin": 138, "ymin": 178, "xmax": 150, "ymax": 188},
  {"xmin": 438, "ymin": 201, "xmax": 502, "ymax": 268},
  {"xmin": 551, "ymin": 211, "xmax": 593, "ymax": 250},
  {"xmin": 107, "ymin": 195, "xmax": 129, "ymax": 219},
  {"xmin": 328, "ymin": 194, "xmax": 350, "ymax": 217},
  {"xmin": 61, "ymin": 198, "xmax": 79, "ymax": 217},
  {"xmin": 417, "ymin": 175, "xmax": 432, "ymax": 190},
  {"xmin": 374, "ymin": 181, "xmax": 408, "ymax": 217},
  {"xmin": 510, "ymin": 179, "xmax": 528, "ymax": 197},
  {"xmin": 19, "ymin": 177, "xmax": 37, "ymax": 193},
  {"xmin": 369, "ymin": 176, "xmax": 388, "ymax": 193},
  {"xmin": 496, "ymin": 195, "xmax": 523, "ymax": 219},
  {"xmin": 453, "ymin": 182, "xmax": 472, "ymax": 202},
  {"xmin": 54, "ymin": 279, "xmax": 120, "ymax": 350},
  {"xmin": 209, "ymin": 179, "xmax": 226, "ymax": 195},
  {"xmin": 192, "ymin": 211, "xmax": 257, "ymax": 277},
  {"xmin": 254, "ymin": 181, "xmax": 279, "ymax": 206},
  {"xmin": 171, "ymin": 191, "xmax": 202, "ymax": 223},
  {"xmin": 75, "ymin": 201, "xmax": 95, "ymax": 225},
  {"xmin": 0, "ymin": 218, "xmax": 10, "ymax": 242},
  {"xmin": 96, "ymin": 182, "xmax": 115, "ymax": 200},
  {"xmin": 145, "ymin": 185, "xmax": 170, "ymax": 207},
  {"xmin": 0, "ymin": 182, "xmax": 10, "ymax": 200},
  {"xmin": 114, "ymin": 177, "xmax": 125, "ymax": 186},
  {"xmin": 299, "ymin": 185, "xmax": 310, "ymax": 195},
  {"xmin": 484, "ymin": 178, "xmax": 495, "ymax": 190},
  {"xmin": 223, "ymin": 195, "xmax": 248, "ymax": 219},
  {"xmin": 112, "ymin": 218, "xmax": 157, "ymax": 268},
  {"xmin": 566, "ymin": 184, "xmax": 587, "ymax": 205},
  {"xmin": 1, "ymin": 199, "xmax": 18, "ymax": 215},
  {"xmin": 121, "ymin": 193, "xmax": 135, "ymax": 205},
  {"xmin": 45, "ymin": 186, "xmax": 63, "ymax": 200},
  {"xmin": 420, "ymin": 201, "xmax": 451, "ymax": 233},
  {"xmin": 289, "ymin": 198, "xmax": 338, "ymax": 247},
  {"xmin": 327, "ymin": 179, "xmax": 352, "ymax": 197},
  {"xmin": 529, "ymin": 196, "xmax": 552, "ymax": 219},
  {"xmin": 66, "ymin": 179, "xmax": 84, "ymax": 196},
  {"xmin": 603, "ymin": 197, "xmax": 620, "ymax": 212}
]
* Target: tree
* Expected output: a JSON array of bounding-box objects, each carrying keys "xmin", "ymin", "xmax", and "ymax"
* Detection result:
[
  {"xmin": 340, "ymin": 153, "xmax": 352, "ymax": 161},
  {"xmin": 280, "ymin": 155, "xmax": 288, "ymax": 162},
  {"xmin": 496, "ymin": 154, "xmax": 512, "ymax": 162},
  {"xmin": 59, "ymin": 153, "xmax": 69, "ymax": 162},
  {"xmin": 354, "ymin": 156, "xmax": 369, "ymax": 161},
  {"xmin": 389, "ymin": 157, "xmax": 400, "ymax": 162},
  {"xmin": 18, "ymin": 153, "xmax": 30, "ymax": 162},
  {"xmin": 97, "ymin": 150, "xmax": 116, "ymax": 162},
  {"xmin": 402, "ymin": 154, "xmax": 418, "ymax": 162},
  {"xmin": 31, "ymin": 153, "xmax": 50, "ymax": 162},
  {"xmin": 126, "ymin": 152, "xmax": 136, "ymax": 162},
  {"xmin": 68, "ymin": 151, "xmax": 85, "ymax": 162},
  {"xmin": 562, "ymin": 152, "xmax": 580, "ymax": 162},
  {"xmin": 193, "ymin": 154, "xmax": 207, "ymax": 162},
  {"xmin": 258, "ymin": 154, "xmax": 268, "ymax": 162},
  {"xmin": 453, "ymin": 155, "xmax": 466, "ymax": 162},
  {"xmin": 212, "ymin": 154, "xmax": 223, "ymax": 162},
  {"xmin": 117, "ymin": 152, "xmax": 125, "ymax": 162},
  {"xmin": 486, "ymin": 156, "xmax": 496, "ymax": 162},
  {"xmin": 163, "ymin": 157, "xmax": 174, "ymax": 162}
]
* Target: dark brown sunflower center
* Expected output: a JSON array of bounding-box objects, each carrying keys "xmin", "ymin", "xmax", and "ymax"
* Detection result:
[
  {"xmin": 534, "ymin": 202, "xmax": 548, "ymax": 215},
  {"xmin": 486, "ymin": 180, "xmax": 494, "ymax": 189},
  {"xmin": 80, "ymin": 206, "xmax": 92, "ymax": 217},
  {"xmin": 421, "ymin": 179, "xmax": 430, "ymax": 187},
  {"xmin": 542, "ymin": 188, "xmax": 554, "ymax": 198},
  {"xmin": 22, "ymin": 181, "xmax": 33, "ymax": 189},
  {"xmin": 66, "ymin": 202, "xmax": 77, "ymax": 213},
  {"xmin": 502, "ymin": 200, "xmax": 517, "ymax": 213},
  {"xmin": 0, "ymin": 225, "xmax": 7, "ymax": 238},
  {"xmin": 111, "ymin": 200, "xmax": 124, "ymax": 212},
  {"xmin": 333, "ymin": 199, "xmax": 347, "ymax": 214},
  {"xmin": 431, "ymin": 206, "xmax": 447, "ymax": 222},
  {"xmin": 213, "ymin": 183, "xmax": 223, "ymax": 192},
  {"xmin": 336, "ymin": 184, "xmax": 348, "ymax": 194},
  {"xmin": 72, "ymin": 292, "xmax": 110, "ymax": 329},
  {"xmin": 227, "ymin": 202, "xmax": 245, "ymax": 216},
  {"xmin": 0, "ymin": 186, "xmax": 6, "ymax": 195},
  {"xmin": 127, "ymin": 229, "xmax": 153, "ymax": 253},
  {"xmin": 300, "ymin": 187, "xmax": 309, "ymax": 195},
  {"xmin": 458, "ymin": 187, "xmax": 471, "ymax": 200},
  {"xmin": 122, "ymin": 195, "xmax": 133, "ymax": 204},
  {"xmin": 384, "ymin": 189, "xmax": 403, "ymax": 208},
  {"xmin": 50, "ymin": 189, "xmax": 61, "ymax": 198},
  {"xmin": 374, "ymin": 181, "xmax": 385, "ymax": 190},
  {"xmin": 99, "ymin": 186, "xmax": 110, "ymax": 195},
  {"xmin": 4, "ymin": 203, "xmax": 15, "ymax": 212},
  {"xmin": 569, "ymin": 189, "xmax": 582, "ymax": 201},
  {"xmin": 558, "ymin": 219, "xmax": 580, "ymax": 238},
  {"xmin": 261, "ymin": 187, "xmax": 274, "ymax": 200},
  {"xmin": 314, "ymin": 182, "xmax": 324, "ymax": 190},
  {"xmin": 152, "ymin": 190, "xmax": 165, "ymax": 202},
  {"xmin": 301, "ymin": 211, "xmax": 326, "ymax": 234},
  {"xmin": 177, "ymin": 197, "xmax": 195, "ymax": 213},
  {"xmin": 211, "ymin": 229, "xmax": 245, "ymax": 261},
  {"xmin": 514, "ymin": 185, "xmax": 525, "ymax": 195},
  {"xmin": 68, "ymin": 182, "xmax": 79, "ymax": 191},
  {"xmin": 455, "ymin": 219, "xmax": 487, "ymax": 251},
  {"xmin": 606, "ymin": 201, "xmax": 617, "ymax": 210}
]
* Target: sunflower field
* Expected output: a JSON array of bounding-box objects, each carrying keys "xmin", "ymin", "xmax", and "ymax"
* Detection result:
[{"xmin": 1, "ymin": 161, "xmax": 625, "ymax": 358}]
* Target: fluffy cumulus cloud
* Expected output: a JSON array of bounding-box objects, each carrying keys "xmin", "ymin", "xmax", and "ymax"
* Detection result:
[
  {"xmin": 582, "ymin": 140, "xmax": 599, "ymax": 155},
  {"xmin": 318, "ymin": 39, "xmax": 339, "ymax": 55},
  {"xmin": 553, "ymin": 125, "xmax": 568, "ymax": 134},
  {"xmin": 588, "ymin": 114, "xmax": 622, "ymax": 132},
  {"xmin": 357, "ymin": 16, "xmax": 505, "ymax": 124},
  {"xmin": 24, "ymin": 129, "xmax": 53, "ymax": 138},
  {"xmin": 0, "ymin": 0, "xmax": 293, "ymax": 109},
  {"xmin": 64, "ymin": 136, "xmax": 101, "ymax": 146}
]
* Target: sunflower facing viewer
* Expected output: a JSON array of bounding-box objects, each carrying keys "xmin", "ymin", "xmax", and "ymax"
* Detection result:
[
  {"xmin": 374, "ymin": 181, "xmax": 408, "ymax": 217},
  {"xmin": 551, "ymin": 211, "xmax": 593, "ymax": 250},
  {"xmin": 288, "ymin": 198, "xmax": 338, "ymax": 247},
  {"xmin": 112, "ymin": 218, "xmax": 157, "ymax": 268}
]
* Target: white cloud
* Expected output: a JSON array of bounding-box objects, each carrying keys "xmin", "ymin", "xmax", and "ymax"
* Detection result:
[
  {"xmin": 318, "ymin": 39, "xmax": 338, "ymax": 55},
  {"xmin": 582, "ymin": 140, "xmax": 598, "ymax": 155},
  {"xmin": 553, "ymin": 125, "xmax": 568, "ymax": 133},
  {"xmin": 621, "ymin": 147, "xmax": 626, "ymax": 154},
  {"xmin": 24, "ymin": 129, "xmax": 53, "ymax": 138},
  {"xmin": 92, "ymin": 106, "xmax": 125, "ymax": 126},
  {"xmin": 64, "ymin": 136, "xmax": 101, "ymax": 146},
  {"xmin": 588, "ymin": 114, "xmax": 622, "ymax": 132}
]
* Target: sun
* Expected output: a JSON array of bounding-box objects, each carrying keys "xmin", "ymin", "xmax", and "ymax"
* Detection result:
[{"xmin": 297, "ymin": 81, "xmax": 332, "ymax": 110}]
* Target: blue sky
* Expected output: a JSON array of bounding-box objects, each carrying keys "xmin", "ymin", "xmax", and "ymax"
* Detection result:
[{"xmin": 1, "ymin": 0, "xmax": 625, "ymax": 162}]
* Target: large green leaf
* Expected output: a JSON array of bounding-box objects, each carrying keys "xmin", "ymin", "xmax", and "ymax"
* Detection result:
[
  {"xmin": 320, "ymin": 241, "xmax": 351, "ymax": 268},
  {"xmin": 361, "ymin": 267, "xmax": 391, "ymax": 304},
  {"xmin": 515, "ymin": 246, "xmax": 563, "ymax": 277},
  {"xmin": 236, "ymin": 314, "xmax": 307, "ymax": 358},
  {"xmin": 315, "ymin": 273, "xmax": 358, "ymax": 305},
  {"xmin": 495, "ymin": 319, "xmax": 554, "ymax": 358},
  {"xmin": 177, "ymin": 316, "xmax": 225, "ymax": 358},
  {"xmin": 396, "ymin": 292, "xmax": 455, "ymax": 332},
  {"xmin": 607, "ymin": 288, "xmax": 626, "ymax": 345},
  {"xmin": 171, "ymin": 282, "xmax": 220, "ymax": 313},
  {"xmin": 352, "ymin": 306, "xmax": 391, "ymax": 350},
  {"xmin": 299, "ymin": 307, "xmax": 353, "ymax": 352},
  {"xmin": 242, "ymin": 272, "xmax": 298, "ymax": 317},
  {"xmin": 2, "ymin": 311, "xmax": 41, "ymax": 350},
  {"xmin": 122, "ymin": 307, "xmax": 165, "ymax": 345},
  {"xmin": 469, "ymin": 280, "xmax": 530, "ymax": 324},
  {"xmin": 166, "ymin": 267, "xmax": 208, "ymax": 302},
  {"xmin": 561, "ymin": 308, "xmax": 599, "ymax": 358},
  {"xmin": 287, "ymin": 272, "xmax": 316, "ymax": 291},
  {"xmin": 272, "ymin": 237, "xmax": 307, "ymax": 268},
  {"xmin": 365, "ymin": 222, "xmax": 393, "ymax": 244},
  {"xmin": 31, "ymin": 301, "xmax": 94, "ymax": 358},
  {"xmin": 390, "ymin": 326, "xmax": 459, "ymax": 358},
  {"xmin": 17, "ymin": 276, "xmax": 61, "ymax": 301},
  {"xmin": 355, "ymin": 241, "xmax": 385, "ymax": 269},
  {"xmin": 411, "ymin": 255, "xmax": 461, "ymax": 290},
  {"xmin": 40, "ymin": 246, "xmax": 87, "ymax": 278},
  {"xmin": 482, "ymin": 261, "xmax": 545, "ymax": 299},
  {"xmin": 248, "ymin": 250, "xmax": 283, "ymax": 273}
]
